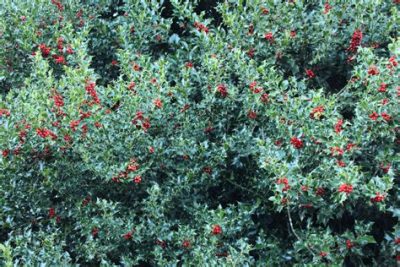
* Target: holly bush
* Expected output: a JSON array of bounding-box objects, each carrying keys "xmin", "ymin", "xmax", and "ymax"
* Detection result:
[{"xmin": 0, "ymin": 0, "xmax": 399, "ymax": 266}]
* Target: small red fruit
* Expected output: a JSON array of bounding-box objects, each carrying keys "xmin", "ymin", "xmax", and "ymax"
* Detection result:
[{"xmin": 212, "ymin": 224, "xmax": 222, "ymax": 235}]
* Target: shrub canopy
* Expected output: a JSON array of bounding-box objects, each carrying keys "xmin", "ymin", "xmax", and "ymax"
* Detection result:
[{"xmin": 0, "ymin": 0, "xmax": 399, "ymax": 265}]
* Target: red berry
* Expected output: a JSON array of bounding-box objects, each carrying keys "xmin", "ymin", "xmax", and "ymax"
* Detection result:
[
  {"xmin": 212, "ymin": 224, "xmax": 222, "ymax": 235},
  {"xmin": 182, "ymin": 240, "xmax": 191, "ymax": 248}
]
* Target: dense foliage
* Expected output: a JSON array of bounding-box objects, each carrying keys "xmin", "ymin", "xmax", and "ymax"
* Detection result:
[{"xmin": 0, "ymin": 0, "xmax": 399, "ymax": 265}]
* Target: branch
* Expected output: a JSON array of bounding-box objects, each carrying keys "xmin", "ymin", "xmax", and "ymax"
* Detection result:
[{"xmin": 286, "ymin": 205, "xmax": 317, "ymax": 257}]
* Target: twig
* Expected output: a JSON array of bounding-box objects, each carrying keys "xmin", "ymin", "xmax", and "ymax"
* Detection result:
[{"xmin": 286, "ymin": 205, "xmax": 316, "ymax": 257}]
